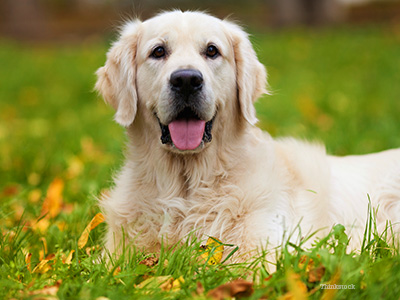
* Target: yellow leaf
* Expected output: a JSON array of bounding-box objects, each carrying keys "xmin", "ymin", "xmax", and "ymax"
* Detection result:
[
  {"xmin": 169, "ymin": 276, "xmax": 184, "ymax": 291},
  {"xmin": 78, "ymin": 213, "xmax": 105, "ymax": 249},
  {"xmin": 40, "ymin": 237, "xmax": 48, "ymax": 255},
  {"xmin": 136, "ymin": 276, "xmax": 172, "ymax": 290},
  {"xmin": 321, "ymin": 269, "xmax": 341, "ymax": 300},
  {"xmin": 113, "ymin": 266, "xmax": 121, "ymax": 276},
  {"xmin": 64, "ymin": 250, "xmax": 75, "ymax": 265},
  {"xmin": 33, "ymin": 218, "xmax": 50, "ymax": 233},
  {"xmin": 200, "ymin": 237, "xmax": 224, "ymax": 265},
  {"xmin": 135, "ymin": 275, "xmax": 184, "ymax": 292},
  {"xmin": 41, "ymin": 178, "xmax": 64, "ymax": 218},
  {"xmin": 278, "ymin": 271, "xmax": 307, "ymax": 300},
  {"xmin": 32, "ymin": 255, "xmax": 55, "ymax": 274}
]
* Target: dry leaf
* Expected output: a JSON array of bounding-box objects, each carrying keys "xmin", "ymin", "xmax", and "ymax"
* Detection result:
[
  {"xmin": 321, "ymin": 269, "xmax": 341, "ymax": 300},
  {"xmin": 139, "ymin": 256, "xmax": 159, "ymax": 267},
  {"xmin": 25, "ymin": 252, "xmax": 32, "ymax": 272},
  {"xmin": 32, "ymin": 257, "xmax": 53, "ymax": 274},
  {"xmin": 41, "ymin": 178, "xmax": 64, "ymax": 219},
  {"xmin": 135, "ymin": 275, "xmax": 184, "ymax": 292},
  {"xmin": 78, "ymin": 213, "xmax": 105, "ymax": 249},
  {"xmin": 278, "ymin": 271, "xmax": 308, "ymax": 300},
  {"xmin": 136, "ymin": 276, "xmax": 172, "ymax": 290},
  {"xmin": 207, "ymin": 279, "xmax": 254, "ymax": 300},
  {"xmin": 308, "ymin": 265, "xmax": 326, "ymax": 283},
  {"xmin": 40, "ymin": 237, "xmax": 48, "ymax": 255},
  {"xmin": 200, "ymin": 237, "xmax": 224, "ymax": 265},
  {"xmin": 113, "ymin": 266, "xmax": 121, "ymax": 276},
  {"xmin": 196, "ymin": 282, "xmax": 205, "ymax": 295},
  {"xmin": 64, "ymin": 250, "xmax": 75, "ymax": 265},
  {"xmin": 28, "ymin": 280, "xmax": 61, "ymax": 300},
  {"xmin": 33, "ymin": 218, "xmax": 50, "ymax": 233},
  {"xmin": 160, "ymin": 276, "xmax": 184, "ymax": 291}
]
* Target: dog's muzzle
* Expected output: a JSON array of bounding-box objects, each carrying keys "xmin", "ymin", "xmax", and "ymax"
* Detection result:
[{"xmin": 158, "ymin": 69, "xmax": 214, "ymax": 151}]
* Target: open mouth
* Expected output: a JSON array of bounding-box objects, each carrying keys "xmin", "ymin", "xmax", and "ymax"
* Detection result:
[{"xmin": 158, "ymin": 107, "xmax": 214, "ymax": 151}]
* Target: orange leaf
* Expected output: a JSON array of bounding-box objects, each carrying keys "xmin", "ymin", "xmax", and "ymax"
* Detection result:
[
  {"xmin": 25, "ymin": 252, "xmax": 32, "ymax": 272},
  {"xmin": 308, "ymin": 265, "xmax": 326, "ymax": 283},
  {"xmin": 78, "ymin": 213, "xmax": 105, "ymax": 249},
  {"xmin": 41, "ymin": 178, "xmax": 64, "ymax": 218},
  {"xmin": 321, "ymin": 269, "xmax": 341, "ymax": 300},
  {"xmin": 207, "ymin": 279, "xmax": 254, "ymax": 300}
]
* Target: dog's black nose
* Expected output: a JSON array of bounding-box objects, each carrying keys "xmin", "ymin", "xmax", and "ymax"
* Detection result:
[{"xmin": 170, "ymin": 69, "xmax": 203, "ymax": 97}]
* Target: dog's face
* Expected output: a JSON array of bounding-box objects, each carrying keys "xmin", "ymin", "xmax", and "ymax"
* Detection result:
[{"xmin": 96, "ymin": 11, "xmax": 267, "ymax": 154}]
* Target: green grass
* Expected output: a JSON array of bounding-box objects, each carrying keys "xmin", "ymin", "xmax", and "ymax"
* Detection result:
[{"xmin": 1, "ymin": 23, "xmax": 400, "ymax": 299}]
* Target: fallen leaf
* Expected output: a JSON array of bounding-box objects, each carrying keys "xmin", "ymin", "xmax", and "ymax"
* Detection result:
[
  {"xmin": 40, "ymin": 237, "xmax": 48, "ymax": 255},
  {"xmin": 113, "ymin": 266, "xmax": 121, "ymax": 276},
  {"xmin": 207, "ymin": 279, "xmax": 254, "ymax": 300},
  {"xmin": 200, "ymin": 237, "xmax": 224, "ymax": 265},
  {"xmin": 33, "ymin": 218, "xmax": 50, "ymax": 233},
  {"xmin": 135, "ymin": 275, "xmax": 184, "ymax": 292},
  {"xmin": 160, "ymin": 276, "xmax": 184, "ymax": 291},
  {"xmin": 78, "ymin": 213, "xmax": 105, "ymax": 249},
  {"xmin": 32, "ymin": 254, "xmax": 55, "ymax": 274},
  {"xmin": 278, "ymin": 271, "xmax": 307, "ymax": 300},
  {"xmin": 25, "ymin": 252, "xmax": 32, "ymax": 272},
  {"xmin": 196, "ymin": 282, "xmax": 204, "ymax": 295},
  {"xmin": 321, "ymin": 269, "xmax": 341, "ymax": 300},
  {"xmin": 64, "ymin": 250, "xmax": 75, "ymax": 265},
  {"xmin": 139, "ymin": 256, "xmax": 159, "ymax": 267},
  {"xmin": 136, "ymin": 275, "xmax": 172, "ymax": 290},
  {"xmin": 308, "ymin": 265, "xmax": 326, "ymax": 283},
  {"xmin": 41, "ymin": 178, "xmax": 64, "ymax": 218},
  {"xmin": 28, "ymin": 280, "xmax": 61, "ymax": 299}
]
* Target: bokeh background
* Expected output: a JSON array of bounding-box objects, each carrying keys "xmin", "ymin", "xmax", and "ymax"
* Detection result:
[{"xmin": 1, "ymin": 0, "xmax": 400, "ymax": 205}]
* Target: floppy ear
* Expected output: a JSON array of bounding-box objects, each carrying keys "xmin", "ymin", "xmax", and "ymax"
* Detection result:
[
  {"xmin": 95, "ymin": 20, "xmax": 141, "ymax": 127},
  {"xmin": 224, "ymin": 21, "xmax": 268, "ymax": 125}
]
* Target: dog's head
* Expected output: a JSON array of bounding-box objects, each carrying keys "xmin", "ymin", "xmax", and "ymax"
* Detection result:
[{"xmin": 95, "ymin": 11, "xmax": 267, "ymax": 154}]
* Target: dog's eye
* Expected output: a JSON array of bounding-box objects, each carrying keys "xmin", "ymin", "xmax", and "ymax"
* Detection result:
[
  {"xmin": 151, "ymin": 46, "xmax": 166, "ymax": 59},
  {"xmin": 205, "ymin": 45, "xmax": 219, "ymax": 59}
]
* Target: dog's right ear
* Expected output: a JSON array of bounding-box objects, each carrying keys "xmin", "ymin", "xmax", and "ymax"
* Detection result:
[{"xmin": 95, "ymin": 20, "xmax": 141, "ymax": 127}]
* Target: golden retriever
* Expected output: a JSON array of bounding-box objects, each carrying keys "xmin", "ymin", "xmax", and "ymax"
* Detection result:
[{"xmin": 95, "ymin": 10, "xmax": 400, "ymax": 259}]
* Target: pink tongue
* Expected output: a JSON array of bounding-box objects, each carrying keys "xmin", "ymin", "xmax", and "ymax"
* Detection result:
[{"xmin": 168, "ymin": 119, "xmax": 206, "ymax": 150}]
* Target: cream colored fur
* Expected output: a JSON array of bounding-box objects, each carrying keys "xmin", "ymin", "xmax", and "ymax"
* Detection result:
[{"xmin": 95, "ymin": 10, "xmax": 400, "ymax": 259}]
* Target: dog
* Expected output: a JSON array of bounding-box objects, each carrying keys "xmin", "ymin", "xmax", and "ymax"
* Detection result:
[{"xmin": 95, "ymin": 10, "xmax": 400, "ymax": 259}]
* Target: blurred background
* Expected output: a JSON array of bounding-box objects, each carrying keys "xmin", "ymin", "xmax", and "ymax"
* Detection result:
[
  {"xmin": 1, "ymin": 0, "xmax": 400, "ymax": 201},
  {"xmin": 1, "ymin": 0, "xmax": 400, "ymax": 41}
]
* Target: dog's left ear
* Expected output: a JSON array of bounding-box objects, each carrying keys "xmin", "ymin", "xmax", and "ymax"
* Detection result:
[
  {"xmin": 95, "ymin": 20, "xmax": 141, "ymax": 127},
  {"xmin": 223, "ymin": 21, "xmax": 268, "ymax": 125}
]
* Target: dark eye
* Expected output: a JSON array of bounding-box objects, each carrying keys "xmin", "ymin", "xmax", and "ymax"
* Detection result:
[
  {"xmin": 151, "ymin": 46, "xmax": 166, "ymax": 59},
  {"xmin": 206, "ymin": 45, "xmax": 219, "ymax": 58}
]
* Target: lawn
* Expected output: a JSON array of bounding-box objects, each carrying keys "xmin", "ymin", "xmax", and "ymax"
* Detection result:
[{"xmin": 1, "ymin": 23, "xmax": 400, "ymax": 299}]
